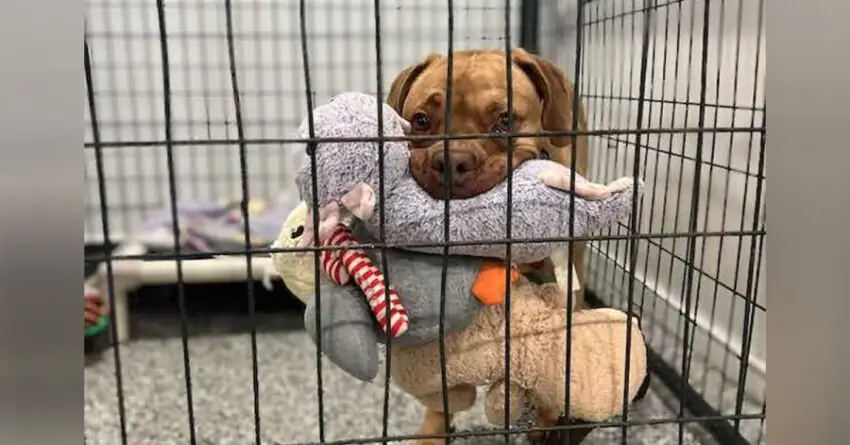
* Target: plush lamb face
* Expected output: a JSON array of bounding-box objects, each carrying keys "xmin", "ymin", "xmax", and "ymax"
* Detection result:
[{"xmin": 294, "ymin": 92, "xmax": 411, "ymax": 244}]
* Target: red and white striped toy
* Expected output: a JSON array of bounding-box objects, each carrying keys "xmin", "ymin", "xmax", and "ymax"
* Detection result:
[{"xmin": 320, "ymin": 224, "xmax": 410, "ymax": 338}]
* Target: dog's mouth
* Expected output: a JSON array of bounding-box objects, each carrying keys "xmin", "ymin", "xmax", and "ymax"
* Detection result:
[
  {"xmin": 418, "ymin": 174, "xmax": 502, "ymax": 200},
  {"xmin": 410, "ymin": 150, "xmax": 511, "ymax": 200}
]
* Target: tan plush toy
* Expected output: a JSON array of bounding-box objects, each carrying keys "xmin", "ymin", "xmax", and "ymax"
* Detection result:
[
  {"xmin": 389, "ymin": 278, "xmax": 649, "ymax": 443},
  {"xmin": 271, "ymin": 222, "xmax": 650, "ymax": 442}
]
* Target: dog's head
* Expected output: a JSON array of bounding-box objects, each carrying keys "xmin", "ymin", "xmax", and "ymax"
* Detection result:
[{"xmin": 387, "ymin": 48, "xmax": 580, "ymax": 199}]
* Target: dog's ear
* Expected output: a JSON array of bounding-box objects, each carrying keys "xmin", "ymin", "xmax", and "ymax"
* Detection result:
[
  {"xmin": 511, "ymin": 48, "xmax": 585, "ymax": 150},
  {"xmin": 387, "ymin": 53, "xmax": 442, "ymax": 114}
]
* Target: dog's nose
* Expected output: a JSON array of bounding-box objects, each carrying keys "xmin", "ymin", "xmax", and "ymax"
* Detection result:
[{"xmin": 430, "ymin": 150, "xmax": 479, "ymax": 181}]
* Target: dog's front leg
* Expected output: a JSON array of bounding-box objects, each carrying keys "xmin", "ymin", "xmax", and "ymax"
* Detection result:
[{"xmin": 414, "ymin": 385, "xmax": 477, "ymax": 445}]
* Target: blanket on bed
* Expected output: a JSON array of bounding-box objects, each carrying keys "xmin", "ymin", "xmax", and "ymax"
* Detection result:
[{"xmin": 131, "ymin": 198, "xmax": 289, "ymax": 253}]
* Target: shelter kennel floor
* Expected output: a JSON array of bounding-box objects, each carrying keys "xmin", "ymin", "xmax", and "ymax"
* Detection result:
[{"xmin": 84, "ymin": 308, "xmax": 762, "ymax": 445}]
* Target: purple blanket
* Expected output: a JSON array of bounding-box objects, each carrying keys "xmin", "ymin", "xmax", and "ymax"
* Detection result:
[{"xmin": 131, "ymin": 198, "xmax": 289, "ymax": 253}]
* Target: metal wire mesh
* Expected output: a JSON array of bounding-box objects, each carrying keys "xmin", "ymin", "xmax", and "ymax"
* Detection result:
[
  {"xmin": 84, "ymin": 0, "xmax": 766, "ymax": 444},
  {"xmin": 540, "ymin": 0, "xmax": 766, "ymax": 443}
]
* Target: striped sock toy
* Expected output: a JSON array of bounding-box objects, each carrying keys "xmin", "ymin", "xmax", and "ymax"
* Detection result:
[{"xmin": 320, "ymin": 224, "xmax": 410, "ymax": 338}]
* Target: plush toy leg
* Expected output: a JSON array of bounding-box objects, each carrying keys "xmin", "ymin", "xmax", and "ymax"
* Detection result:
[
  {"xmin": 532, "ymin": 360, "xmax": 650, "ymax": 445},
  {"xmin": 538, "ymin": 418, "xmax": 596, "ymax": 445},
  {"xmin": 529, "ymin": 407, "xmax": 561, "ymax": 444},
  {"xmin": 414, "ymin": 385, "xmax": 477, "ymax": 445},
  {"xmin": 483, "ymin": 380, "xmax": 527, "ymax": 425}
]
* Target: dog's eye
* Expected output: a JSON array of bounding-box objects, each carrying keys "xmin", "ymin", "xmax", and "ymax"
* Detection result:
[
  {"xmin": 493, "ymin": 112, "xmax": 515, "ymax": 134},
  {"xmin": 290, "ymin": 225, "xmax": 304, "ymax": 239},
  {"xmin": 539, "ymin": 149, "xmax": 550, "ymax": 160},
  {"xmin": 411, "ymin": 112, "xmax": 430, "ymax": 132}
]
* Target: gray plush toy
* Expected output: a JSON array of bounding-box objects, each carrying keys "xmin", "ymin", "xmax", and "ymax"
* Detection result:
[
  {"xmin": 295, "ymin": 92, "xmax": 642, "ymax": 264},
  {"xmin": 273, "ymin": 91, "xmax": 644, "ymax": 382},
  {"xmin": 270, "ymin": 203, "xmax": 488, "ymax": 381}
]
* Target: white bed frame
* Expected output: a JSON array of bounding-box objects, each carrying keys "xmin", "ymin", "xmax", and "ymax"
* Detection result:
[{"xmin": 85, "ymin": 241, "xmax": 277, "ymax": 344}]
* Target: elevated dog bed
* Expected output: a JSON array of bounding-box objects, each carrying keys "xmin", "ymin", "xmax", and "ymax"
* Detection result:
[{"xmin": 85, "ymin": 198, "xmax": 288, "ymax": 343}]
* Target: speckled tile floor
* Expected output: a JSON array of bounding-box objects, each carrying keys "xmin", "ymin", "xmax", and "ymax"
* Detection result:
[{"xmin": 84, "ymin": 312, "xmax": 761, "ymax": 445}]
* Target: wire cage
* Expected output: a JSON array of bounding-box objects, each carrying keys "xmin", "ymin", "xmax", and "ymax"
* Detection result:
[{"xmin": 84, "ymin": 0, "xmax": 766, "ymax": 444}]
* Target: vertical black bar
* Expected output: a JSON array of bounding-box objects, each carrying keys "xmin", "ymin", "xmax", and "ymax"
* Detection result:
[
  {"xmin": 756, "ymin": 400, "xmax": 767, "ymax": 444},
  {"xmin": 563, "ymin": 1, "xmax": 584, "ymax": 442},
  {"xmin": 718, "ymin": 0, "xmax": 764, "ymax": 404},
  {"xmin": 341, "ymin": 2, "xmax": 353, "ymax": 93},
  {"xmin": 690, "ymin": 0, "xmax": 728, "ymax": 398},
  {"xmin": 640, "ymin": 0, "xmax": 675, "ymax": 319},
  {"xmin": 678, "ymin": 1, "xmax": 712, "ymax": 443},
  {"xmin": 154, "ymin": 1, "xmax": 198, "ymax": 443},
  {"xmin": 250, "ymin": 0, "xmax": 271, "ymax": 198},
  {"xmin": 621, "ymin": 0, "xmax": 652, "ymax": 443},
  {"xmin": 269, "ymin": 1, "xmax": 287, "ymax": 190},
  {"xmin": 587, "ymin": 0, "xmax": 605, "ymax": 288},
  {"xmin": 84, "ymin": 37, "xmax": 129, "ymax": 445},
  {"xmin": 223, "ymin": 1, "xmax": 261, "ymax": 443},
  {"xmin": 734, "ymin": 206, "xmax": 766, "ymax": 430},
  {"xmin": 519, "ymin": 0, "xmax": 539, "ymax": 53},
  {"xmin": 120, "ymin": 2, "xmax": 150, "ymax": 213},
  {"xmin": 141, "ymin": 0, "xmax": 167, "ymax": 208},
  {"xmin": 177, "ymin": 0, "xmax": 198, "ymax": 198},
  {"xmin": 732, "ymin": 0, "xmax": 766, "ymax": 431},
  {"xmin": 197, "ymin": 2, "xmax": 218, "ymax": 198},
  {"xmin": 98, "ymin": 2, "xmax": 130, "ymax": 234},
  {"xmin": 298, "ymin": 1, "xmax": 325, "ymax": 443},
  {"xmin": 658, "ymin": 0, "xmax": 696, "ymax": 359},
  {"xmin": 286, "ymin": 4, "xmax": 302, "ymax": 139},
  {"xmin": 371, "ymin": 1, "xmax": 394, "ymax": 443},
  {"xmin": 635, "ymin": 0, "xmax": 667, "ymax": 319},
  {"xmin": 611, "ymin": 0, "xmax": 639, "ymax": 310},
  {"xmin": 596, "ymin": 0, "xmax": 623, "ymax": 293},
  {"xmin": 734, "ymin": 87, "xmax": 766, "ymax": 440},
  {"xmin": 643, "ymin": 0, "xmax": 679, "ymax": 325},
  {"xmin": 502, "ymin": 0, "xmax": 515, "ymax": 437},
  {"xmin": 214, "ymin": 4, "xmax": 236, "ymax": 195},
  {"xmin": 702, "ymin": 0, "xmax": 747, "ymax": 395},
  {"xmin": 585, "ymin": 0, "xmax": 603, "ymax": 190},
  {"xmin": 584, "ymin": 2, "xmax": 603, "ymax": 270},
  {"xmin": 438, "ymin": 0, "xmax": 455, "ymax": 437}
]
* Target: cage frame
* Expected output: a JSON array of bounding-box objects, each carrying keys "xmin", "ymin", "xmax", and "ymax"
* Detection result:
[{"xmin": 83, "ymin": 0, "xmax": 767, "ymax": 444}]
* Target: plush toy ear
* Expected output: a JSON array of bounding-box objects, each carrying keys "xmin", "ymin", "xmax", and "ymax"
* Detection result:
[
  {"xmin": 317, "ymin": 202, "xmax": 341, "ymax": 240},
  {"xmin": 298, "ymin": 202, "xmax": 341, "ymax": 247},
  {"xmin": 339, "ymin": 183, "xmax": 377, "ymax": 220},
  {"xmin": 381, "ymin": 102, "xmax": 412, "ymax": 134},
  {"xmin": 398, "ymin": 117, "xmax": 412, "ymax": 134}
]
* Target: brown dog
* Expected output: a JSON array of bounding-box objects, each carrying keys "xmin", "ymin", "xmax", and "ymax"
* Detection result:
[{"xmin": 387, "ymin": 48, "xmax": 591, "ymax": 444}]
